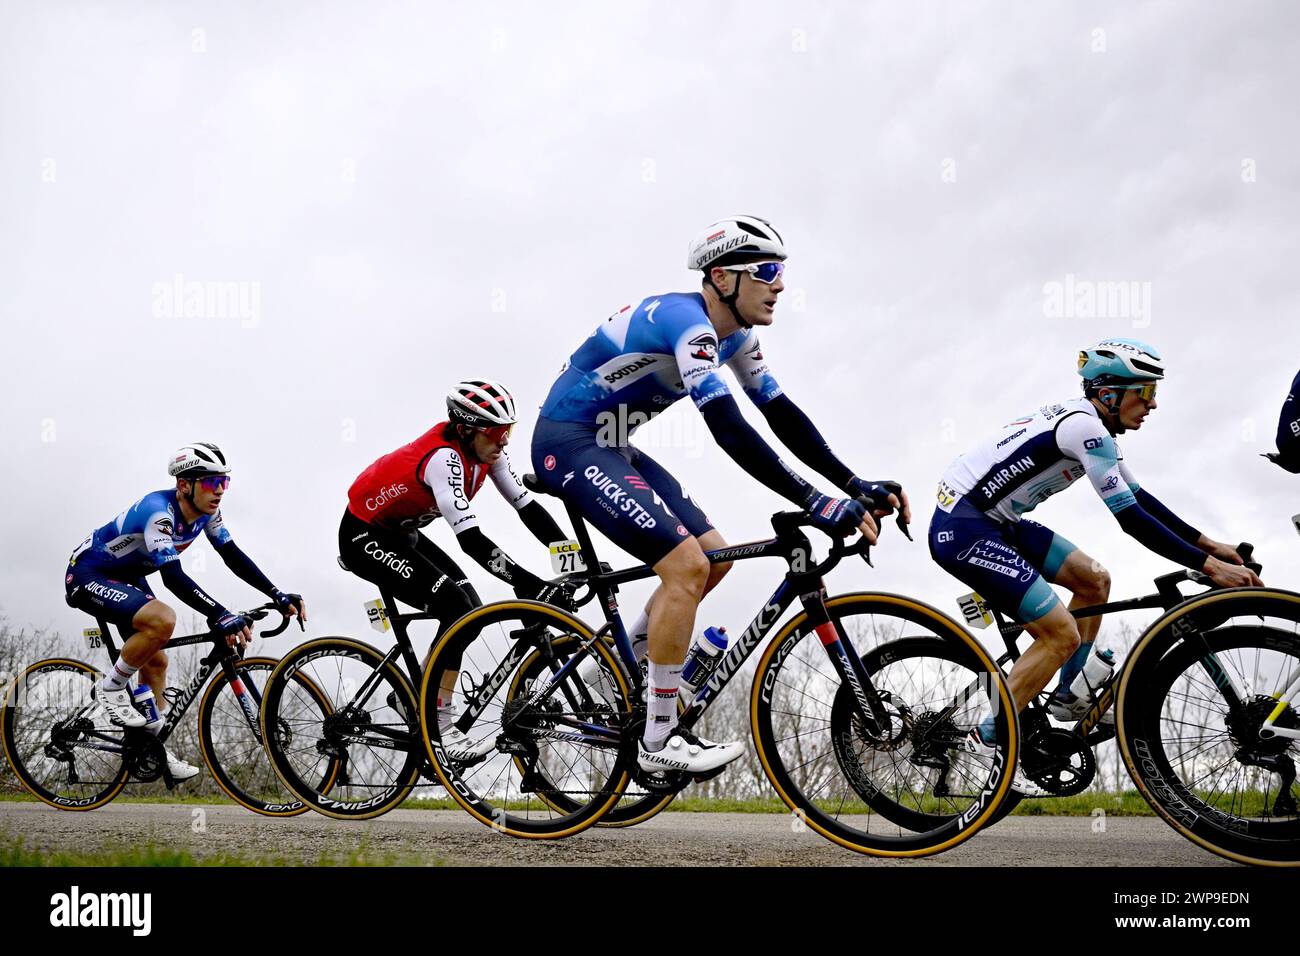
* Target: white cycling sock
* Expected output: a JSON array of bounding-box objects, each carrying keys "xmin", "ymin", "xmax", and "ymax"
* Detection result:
[
  {"xmin": 101, "ymin": 659, "xmax": 139, "ymax": 693},
  {"xmin": 642, "ymin": 660, "xmax": 682, "ymax": 751}
]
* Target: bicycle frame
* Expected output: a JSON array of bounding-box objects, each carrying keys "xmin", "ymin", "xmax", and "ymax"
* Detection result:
[
  {"xmin": 71, "ymin": 606, "xmax": 286, "ymax": 755},
  {"xmin": 459, "ymin": 505, "xmax": 894, "ymax": 745},
  {"xmin": 981, "ymin": 563, "xmax": 1293, "ymax": 740}
]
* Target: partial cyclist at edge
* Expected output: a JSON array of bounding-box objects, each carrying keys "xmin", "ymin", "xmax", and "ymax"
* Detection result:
[
  {"xmin": 1265, "ymin": 367, "xmax": 1300, "ymax": 474},
  {"xmin": 928, "ymin": 340, "xmax": 1263, "ymax": 785},
  {"xmin": 339, "ymin": 380, "xmax": 573, "ymax": 759},
  {"xmin": 65, "ymin": 443, "xmax": 305, "ymax": 781},
  {"xmin": 531, "ymin": 215, "xmax": 909, "ymax": 778}
]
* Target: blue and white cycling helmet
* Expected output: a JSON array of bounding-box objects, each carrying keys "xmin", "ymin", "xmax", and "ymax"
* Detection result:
[{"xmin": 1078, "ymin": 338, "xmax": 1165, "ymax": 391}]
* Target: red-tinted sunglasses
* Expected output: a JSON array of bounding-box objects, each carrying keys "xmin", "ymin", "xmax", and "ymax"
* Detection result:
[
  {"xmin": 476, "ymin": 424, "xmax": 513, "ymax": 444},
  {"xmin": 197, "ymin": 475, "xmax": 231, "ymax": 491}
]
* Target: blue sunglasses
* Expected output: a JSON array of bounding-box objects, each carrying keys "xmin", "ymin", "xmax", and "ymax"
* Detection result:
[{"xmin": 723, "ymin": 261, "xmax": 785, "ymax": 284}]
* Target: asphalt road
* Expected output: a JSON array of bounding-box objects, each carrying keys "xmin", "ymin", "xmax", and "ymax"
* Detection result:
[{"xmin": 0, "ymin": 801, "xmax": 1238, "ymax": 866}]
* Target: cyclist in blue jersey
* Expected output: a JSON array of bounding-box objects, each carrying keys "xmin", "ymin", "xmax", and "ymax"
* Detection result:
[
  {"xmin": 928, "ymin": 340, "xmax": 1261, "ymax": 785},
  {"xmin": 1265, "ymin": 368, "xmax": 1300, "ymax": 473},
  {"xmin": 65, "ymin": 443, "xmax": 305, "ymax": 781},
  {"xmin": 533, "ymin": 215, "xmax": 907, "ymax": 776}
]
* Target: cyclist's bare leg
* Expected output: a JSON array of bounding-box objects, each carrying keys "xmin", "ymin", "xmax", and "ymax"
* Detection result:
[
  {"xmin": 1052, "ymin": 550, "xmax": 1110, "ymax": 650},
  {"xmin": 647, "ymin": 538, "xmax": 710, "ymax": 665},
  {"xmin": 1008, "ymin": 602, "xmax": 1081, "ymax": 712},
  {"xmin": 137, "ymin": 649, "xmax": 169, "ymax": 710},
  {"xmin": 632, "ymin": 530, "xmax": 730, "ymax": 659},
  {"xmin": 109, "ymin": 602, "xmax": 175, "ymax": 696}
]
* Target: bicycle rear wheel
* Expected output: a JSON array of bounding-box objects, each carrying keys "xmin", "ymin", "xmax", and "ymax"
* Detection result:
[
  {"xmin": 260, "ymin": 637, "xmax": 416, "ymax": 820},
  {"xmin": 1, "ymin": 659, "xmax": 128, "ymax": 810},
  {"xmin": 419, "ymin": 601, "xmax": 633, "ymax": 838},
  {"xmin": 752, "ymin": 593, "xmax": 1016, "ymax": 857},
  {"xmin": 502, "ymin": 637, "xmax": 676, "ymax": 828},
  {"xmin": 198, "ymin": 657, "xmax": 329, "ymax": 817},
  {"xmin": 1118, "ymin": 589, "xmax": 1300, "ymax": 867}
]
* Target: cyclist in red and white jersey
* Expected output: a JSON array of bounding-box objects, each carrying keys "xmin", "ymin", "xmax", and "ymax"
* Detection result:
[{"xmin": 339, "ymin": 380, "xmax": 570, "ymax": 759}]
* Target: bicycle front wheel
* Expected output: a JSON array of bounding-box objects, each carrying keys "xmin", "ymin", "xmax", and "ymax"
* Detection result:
[
  {"xmin": 198, "ymin": 657, "xmax": 328, "ymax": 817},
  {"xmin": 420, "ymin": 601, "xmax": 633, "ymax": 839},
  {"xmin": 751, "ymin": 592, "xmax": 1017, "ymax": 857},
  {"xmin": 260, "ymin": 637, "xmax": 416, "ymax": 820},
  {"xmin": 1118, "ymin": 588, "xmax": 1300, "ymax": 866},
  {"xmin": 1, "ymin": 659, "xmax": 128, "ymax": 810}
]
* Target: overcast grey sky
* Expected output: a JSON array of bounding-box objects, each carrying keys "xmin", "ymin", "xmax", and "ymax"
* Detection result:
[{"xmin": 2, "ymin": 1, "xmax": 1297, "ymax": 659}]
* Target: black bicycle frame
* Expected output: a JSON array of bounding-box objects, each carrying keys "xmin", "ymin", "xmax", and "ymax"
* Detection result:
[{"xmin": 459, "ymin": 505, "xmax": 892, "ymax": 744}]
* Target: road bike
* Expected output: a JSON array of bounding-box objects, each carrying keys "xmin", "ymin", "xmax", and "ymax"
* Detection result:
[
  {"xmin": 259, "ymin": 585, "xmax": 458, "ymax": 820},
  {"xmin": 1, "ymin": 603, "xmax": 317, "ymax": 815},
  {"xmin": 417, "ymin": 475, "xmax": 1019, "ymax": 858},
  {"xmin": 872, "ymin": 543, "xmax": 1299, "ymax": 866}
]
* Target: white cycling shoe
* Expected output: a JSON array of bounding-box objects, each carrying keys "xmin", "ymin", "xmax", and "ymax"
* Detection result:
[
  {"xmin": 93, "ymin": 685, "xmax": 147, "ymax": 728},
  {"xmin": 638, "ymin": 730, "xmax": 745, "ymax": 775},
  {"xmin": 1047, "ymin": 689, "xmax": 1115, "ymax": 726},
  {"xmin": 962, "ymin": 729, "xmax": 1050, "ymax": 798},
  {"xmin": 436, "ymin": 712, "xmax": 497, "ymax": 762},
  {"xmin": 165, "ymin": 750, "xmax": 201, "ymax": 783}
]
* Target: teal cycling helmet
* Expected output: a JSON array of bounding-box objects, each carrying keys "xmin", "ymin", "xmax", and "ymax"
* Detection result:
[{"xmin": 1078, "ymin": 338, "xmax": 1165, "ymax": 391}]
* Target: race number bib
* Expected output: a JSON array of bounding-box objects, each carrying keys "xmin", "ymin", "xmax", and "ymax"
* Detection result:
[
  {"xmin": 956, "ymin": 592, "xmax": 994, "ymax": 630},
  {"xmin": 549, "ymin": 540, "xmax": 587, "ymax": 575},
  {"xmin": 936, "ymin": 480, "xmax": 959, "ymax": 513},
  {"xmin": 364, "ymin": 599, "xmax": 390, "ymax": 633}
]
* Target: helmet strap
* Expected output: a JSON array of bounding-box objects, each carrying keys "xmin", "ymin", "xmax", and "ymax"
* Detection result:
[
  {"xmin": 706, "ymin": 270, "xmax": 749, "ymax": 329},
  {"xmin": 1091, "ymin": 388, "xmax": 1126, "ymax": 435}
]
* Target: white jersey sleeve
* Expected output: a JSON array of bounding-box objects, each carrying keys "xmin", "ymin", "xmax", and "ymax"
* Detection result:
[
  {"xmin": 421, "ymin": 446, "xmax": 480, "ymax": 534},
  {"xmin": 489, "ymin": 449, "xmax": 532, "ymax": 511},
  {"xmin": 724, "ymin": 332, "xmax": 783, "ymax": 406},
  {"xmin": 1054, "ymin": 413, "xmax": 1138, "ymax": 515},
  {"xmin": 142, "ymin": 507, "xmax": 182, "ymax": 567}
]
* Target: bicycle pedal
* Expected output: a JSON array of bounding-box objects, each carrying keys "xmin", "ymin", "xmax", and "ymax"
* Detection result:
[{"xmin": 690, "ymin": 765, "xmax": 728, "ymax": 784}]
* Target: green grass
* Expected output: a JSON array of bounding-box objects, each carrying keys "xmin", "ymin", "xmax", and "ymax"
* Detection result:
[
  {"xmin": 0, "ymin": 829, "xmax": 442, "ymax": 867},
  {"xmin": 0, "ymin": 786, "xmax": 1164, "ymax": 815}
]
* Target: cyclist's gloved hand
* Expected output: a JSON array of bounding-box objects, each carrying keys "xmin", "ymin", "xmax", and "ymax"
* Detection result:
[
  {"xmin": 848, "ymin": 478, "xmax": 900, "ymax": 514},
  {"xmin": 514, "ymin": 577, "xmax": 575, "ymax": 611},
  {"xmin": 210, "ymin": 611, "xmax": 253, "ymax": 647},
  {"xmin": 271, "ymin": 588, "xmax": 307, "ymax": 624},
  {"xmin": 210, "ymin": 611, "xmax": 250, "ymax": 635},
  {"xmin": 808, "ymin": 494, "xmax": 867, "ymax": 536}
]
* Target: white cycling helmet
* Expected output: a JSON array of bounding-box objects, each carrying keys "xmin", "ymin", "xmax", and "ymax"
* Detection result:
[
  {"xmin": 447, "ymin": 380, "xmax": 517, "ymax": 427},
  {"xmin": 168, "ymin": 442, "xmax": 231, "ymax": 479},
  {"xmin": 687, "ymin": 215, "xmax": 787, "ymax": 272}
]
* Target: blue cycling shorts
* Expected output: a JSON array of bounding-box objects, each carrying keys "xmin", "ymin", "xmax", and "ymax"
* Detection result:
[
  {"xmin": 928, "ymin": 499, "xmax": 1078, "ymax": 624},
  {"xmin": 531, "ymin": 417, "xmax": 714, "ymax": 566},
  {"xmin": 65, "ymin": 563, "xmax": 156, "ymax": 632}
]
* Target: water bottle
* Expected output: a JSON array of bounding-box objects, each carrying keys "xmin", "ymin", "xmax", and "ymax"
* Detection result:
[
  {"xmin": 132, "ymin": 684, "xmax": 164, "ymax": 734},
  {"xmin": 679, "ymin": 626, "xmax": 728, "ymax": 703},
  {"xmin": 1068, "ymin": 646, "xmax": 1115, "ymax": 700}
]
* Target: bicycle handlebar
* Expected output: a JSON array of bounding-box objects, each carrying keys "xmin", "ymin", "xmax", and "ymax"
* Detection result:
[{"xmin": 229, "ymin": 602, "xmax": 296, "ymax": 639}]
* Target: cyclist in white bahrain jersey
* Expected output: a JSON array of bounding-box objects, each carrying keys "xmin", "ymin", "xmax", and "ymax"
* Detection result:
[{"xmin": 929, "ymin": 339, "xmax": 1262, "ymax": 784}]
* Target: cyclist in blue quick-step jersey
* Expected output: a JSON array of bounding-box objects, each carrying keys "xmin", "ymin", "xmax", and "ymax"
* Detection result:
[
  {"xmin": 533, "ymin": 215, "xmax": 909, "ymax": 778},
  {"xmin": 65, "ymin": 443, "xmax": 304, "ymax": 782}
]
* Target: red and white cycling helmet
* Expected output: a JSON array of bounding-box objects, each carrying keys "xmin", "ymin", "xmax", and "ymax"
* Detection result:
[{"xmin": 447, "ymin": 380, "xmax": 517, "ymax": 428}]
